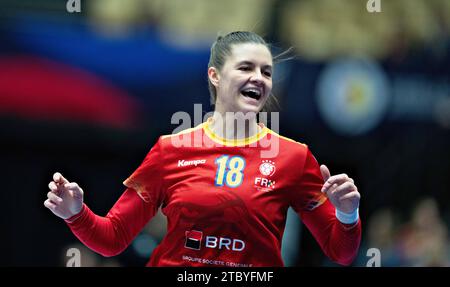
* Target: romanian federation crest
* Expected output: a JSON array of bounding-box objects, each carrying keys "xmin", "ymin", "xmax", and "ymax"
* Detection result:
[{"xmin": 259, "ymin": 160, "xmax": 276, "ymax": 177}]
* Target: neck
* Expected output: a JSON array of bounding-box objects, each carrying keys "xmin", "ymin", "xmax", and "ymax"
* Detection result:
[{"xmin": 209, "ymin": 111, "xmax": 260, "ymax": 140}]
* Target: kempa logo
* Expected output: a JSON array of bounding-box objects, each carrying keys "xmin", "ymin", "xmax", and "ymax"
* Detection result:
[
  {"xmin": 185, "ymin": 230, "xmax": 245, "ymax": 252},
  {"xmin": 178, "ymin": 159, "xmax": 206, "ymax": 167}
]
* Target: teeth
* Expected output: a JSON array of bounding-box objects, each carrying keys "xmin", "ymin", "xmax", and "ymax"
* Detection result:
[{"xmin": 242, "ymin": 88, "xmax": 261, "ymax": 96}]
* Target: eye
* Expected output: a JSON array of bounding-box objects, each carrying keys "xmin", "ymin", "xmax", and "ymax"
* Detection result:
[
  {"xmin": 238, "ymin": 66, "xmax": 251, "ymax": 71},
  {"xmin": 263, "ymin": 70, "xmax": 272, "ymax": 77}
]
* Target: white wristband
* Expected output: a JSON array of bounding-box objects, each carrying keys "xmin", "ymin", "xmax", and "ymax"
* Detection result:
[{"xmin": 335, "ymin": 208, "xmax": 359, "ymax": 224}]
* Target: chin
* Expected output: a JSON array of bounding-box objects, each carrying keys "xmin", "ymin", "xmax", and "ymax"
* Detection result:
[
  {"xmin": 236, "ymin": 98, "xmax": 266, "ymax": 115},
  {"xmin": 236, "ymin": 105, "xmax": 262, "ymax": 115}
]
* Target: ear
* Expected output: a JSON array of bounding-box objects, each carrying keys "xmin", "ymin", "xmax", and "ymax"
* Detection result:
[{"xmin": 208, "ymin": 67, "xmax": 220, "ymax": 88}]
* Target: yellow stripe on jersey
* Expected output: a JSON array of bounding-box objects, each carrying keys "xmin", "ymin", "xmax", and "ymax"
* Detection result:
[
  {"xmin": 203, "ymin": 118, "xmax": 268, "ymax": 147},
  {"xmin": 160, "ymin": 118, "xmax": 306, "ymax": 148},
  {"xmin": 306, "ymin": 194, "xmax": 328, "ymax": 211},
  {"xmin": 266, "ymin": 129, "xmax": 307, "ymax": 148}
]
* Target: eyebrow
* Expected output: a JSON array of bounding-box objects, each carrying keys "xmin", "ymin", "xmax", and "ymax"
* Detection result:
[{"xmin": 236, "ymin": 61, "xmax": 272, "ymax": 70}]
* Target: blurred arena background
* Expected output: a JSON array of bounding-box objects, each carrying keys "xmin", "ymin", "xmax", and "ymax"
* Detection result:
[{"xmin": 0, "ymin": 0, "xmax": 449, "ymax": 266}]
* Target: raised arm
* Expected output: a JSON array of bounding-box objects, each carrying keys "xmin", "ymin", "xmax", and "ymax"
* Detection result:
[
  {"xmin": 44, "ymin": 172, "xmax": 158, "ymax": 257},
  {"xmin": 291, "ymin": 149, "xmax": 361, "ymax": 266}
]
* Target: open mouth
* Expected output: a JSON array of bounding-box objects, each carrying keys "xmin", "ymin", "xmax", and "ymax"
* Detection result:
[{"xmin": 240, "ymin": 88, "xmax": 262, "ymax": 101}]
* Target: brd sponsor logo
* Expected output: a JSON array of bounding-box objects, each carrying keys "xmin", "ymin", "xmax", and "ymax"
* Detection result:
[{"xmin": 185, "ymin": 230, "xmax": 245, "ymax": 252}]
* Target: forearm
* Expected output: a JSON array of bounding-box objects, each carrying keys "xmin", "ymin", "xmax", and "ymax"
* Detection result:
[
  {"xmin": 65, "ymin": 204, "xmax": 127, "ymax": 257},
  {"xmin": 65, "ymin": 188, "xmax": 157, "ymax": 257},
  {"xmin": 301, "ymin": 200, "xmax": 362, "ymax": 266},
  {"xmin": 323, "ymin": 217, "xmax": 361, "ymax": 266}
]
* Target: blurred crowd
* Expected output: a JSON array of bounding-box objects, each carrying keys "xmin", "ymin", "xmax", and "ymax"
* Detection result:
[{"xmin": 356, "ymin": 197, "xmax": 450, "ymax": 267}]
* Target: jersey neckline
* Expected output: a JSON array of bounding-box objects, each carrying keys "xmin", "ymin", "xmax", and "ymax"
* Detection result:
[{"xmin": 202, "ymin": 117, "xmax": 268, "ymax": 147}]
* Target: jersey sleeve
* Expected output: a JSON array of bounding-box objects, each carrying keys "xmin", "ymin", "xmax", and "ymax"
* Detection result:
[
  {"xmin": 64, "ymin": 138, "xmax": 167, "ymax": 257},
  {"xmin": 65, "ymin": 188, "xmax": 158, "ymax": 257},
  {"xmin": 289, "ymin": 147, "xmax": 328, "ymax": 213},
  {"xmin": 123, "ymin": 137, "xmax": 166, "ymax": 207},
  {"xmin": 288, "ymin": 146, "xmax": 362, "ymax": 266}
]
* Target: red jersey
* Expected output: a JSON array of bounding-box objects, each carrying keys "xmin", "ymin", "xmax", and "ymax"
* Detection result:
[{"xmin": 66, "ymin": 118, "xmax": 361, "ymax": 266}]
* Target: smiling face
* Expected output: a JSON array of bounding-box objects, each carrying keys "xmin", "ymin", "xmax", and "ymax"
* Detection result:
[{"xmin": 208, "ymin": 43, "xmax": 273, "ymax": 115}]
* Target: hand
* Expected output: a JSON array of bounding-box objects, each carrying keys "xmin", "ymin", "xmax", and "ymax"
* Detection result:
[
  {"xmin": 44, "ymin": 172, "xmax": 84, "ymax": 220},
  {"xmin": 320, "ymin": 165, "xmax": 360, "ymax": 214}
]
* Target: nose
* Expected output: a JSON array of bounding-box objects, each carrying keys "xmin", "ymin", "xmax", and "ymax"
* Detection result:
[{"xmin": 250, "ymin": 70, "xmax": 264, "ymax": 84}]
